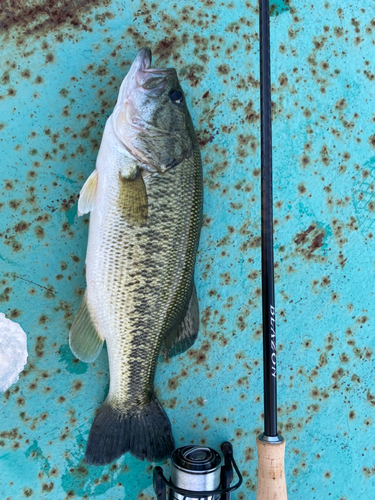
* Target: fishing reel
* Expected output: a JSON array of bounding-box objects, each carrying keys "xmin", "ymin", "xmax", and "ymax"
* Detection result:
[{"xmin": 153, "ymin": 441, "xmax": 242, "ymax": 500}]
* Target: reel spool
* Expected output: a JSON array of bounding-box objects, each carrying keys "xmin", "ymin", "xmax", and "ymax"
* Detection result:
[{"xmin": 153, "ymin": 442, "xmax": 242, "ymax": 500}]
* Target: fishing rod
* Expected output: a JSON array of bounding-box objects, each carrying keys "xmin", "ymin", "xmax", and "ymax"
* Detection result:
[{"xmin": 256, "ymin": 0, "xmax": 287, "ymax": 498}]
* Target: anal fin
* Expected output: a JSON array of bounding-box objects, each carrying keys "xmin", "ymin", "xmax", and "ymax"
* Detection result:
[
  {"xmin": 163, "ymin": 284, "xmax": 199, "ymax": 358},
  {"xmin": 69, "ymin": 291, "xmax": 104, "ymax": 363}
]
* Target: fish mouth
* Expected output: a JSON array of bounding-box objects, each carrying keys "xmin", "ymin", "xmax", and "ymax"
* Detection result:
[
  {"xmin": 136, "ymin": 48, "xmax": 177, "ymax": 90},
  {"xmin": 118, "ymin": 48, "xmax": 178, "ymax": 101},
  {"xmin": 131, "ymin": 47, "xmax": 152, "ymax": 74}
]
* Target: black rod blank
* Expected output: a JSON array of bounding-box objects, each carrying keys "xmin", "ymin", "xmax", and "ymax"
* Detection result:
[{"xmin": 259, "ymin": 0, "xmax": 278, "ymax": 437}]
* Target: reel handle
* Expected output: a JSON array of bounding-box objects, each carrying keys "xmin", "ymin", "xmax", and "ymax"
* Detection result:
[
  {"xmin": 153, "ymin": 467, "xmax": 166, "ymax": 500},
  {"xmin": 220, "ymin": 442, "xmax": 233, "ymax": 500}
]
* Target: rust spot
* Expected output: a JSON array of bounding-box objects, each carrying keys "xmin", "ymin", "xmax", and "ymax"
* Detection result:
[
  {"xmin": 8, "ymin": 199, "xmax": 22, "ymax": 210},
  {"xmin": 10, "ymin": 308, "xmax": 21, "ymax": 319},
  {"xmin": 34, "ymin": 225, "xmax": 45, "ymax": 239},
  {"xmin": 278, "ymin": 72, "xmax": 288, "ymax": 86},
  {"xmin": 21, "ymin": 68, "xmax": 31, "ymax": 78},
  {"xmin": 163, "ymin": 397, "xmax": 177, "ymax": 409},
  {"xmin": 295, "ymin": 225, "xmax": 315, "ymax": 245},
  {"xmin": 244, "ymin": 446, "xmax": 254, "ymax": 461},
  {"xmin": 362, "ymin": 467, "xmax": 374, "ymax": 478},
  {"xmin": 0, "ymin": 0, "xmax": 112, "ymax": 43},
  {"xmin": 42, "ymin": 482, "xmax": 54, "ymax": 492},
  {"xmin": 187, "ymin": 347, "xmax": 207, "ymax": 365},
  {"xmin": 167, "ymin": 377, "xmax": 179, "ymax": 390},
  {"xmin": 309, "ymin": 233, "xmax": 324, "ymax": 254},
  {"xmin": 39, "ymin": 314, "xmax": 49, "ymax": 324},
  {"xmin": 0, "ymin": 428, "xmax": 18, "ymax": 439},
  {"xmin": 340, "ymin": 353, "xmax": 349, "ymax": 363},
  {"xmin": 72, "ymin": 380, "xmax": 83, "ymax": 391},
  {"xmin": 235, "ymin": 428, "xmax": 243, "ymax": 438},
  {"xmin": 14, "ymin": 221, "xmax": 30, "ymax": 233},
  {"xmin": 45, "ymin": 53, "xmax": 54, "ymax": 63},
  {"xmin": 335, "ymin": 98, "xmax": 347, "ymax": 110},
  {"xmin": 60, "ymin": 427, "xmax": 70, "ymax": 441},
  {"xmin": 294, "ymin": 225, "xmax": 325, "ymax": 259},
  {"xmin": 35, "ymin": 336, "xmax": 46, "ymax": 358},
  {"xmin": 217, "ymin": 64, "xmax": 230, "ymax": 75},
  {"xmin": 331, "ymin": 368, "xmax": 344, "ymax": 380},
  {"xmin": 153, "ymin": 36, "xmax": 181, "ymax": 62},
  {"xmin": 197, "ymin": 129, "xmax": 215, "ymax": 148},
  {"xmin": 61, "ymin": 194, "xmax": 76, "ymax": 212},
  {"xmin": 185, "ymin": 64, "xmax": 204, "ymax": 87},
  {"xmin": 301, "ymin": 154, "xmax": 310, "ymax": 166},
  {"xmin": 365, "ymin": 348, "xmax": 373, "ymax": 360}
]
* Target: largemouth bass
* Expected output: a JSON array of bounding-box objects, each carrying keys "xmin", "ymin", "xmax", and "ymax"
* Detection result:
[{"xmin": 69, "ymin": 48, "xmax": 203, "ymax": 465}]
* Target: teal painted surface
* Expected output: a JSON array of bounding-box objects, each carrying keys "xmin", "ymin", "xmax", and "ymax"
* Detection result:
[{"xmin": 1, "ymin": 1, "xmax": 375, "ymax": 498}]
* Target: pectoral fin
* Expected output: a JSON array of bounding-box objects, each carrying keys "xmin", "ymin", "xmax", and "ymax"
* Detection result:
[
  {"xmin": 163, "ymin": 284, "xmax": 199, "ymax": 358},
  {"xmin": 78, "ymin": 170, "xmax": 98, "ymax": 216},
  {"xmin": 118, "ymin": 165, "xmax": 148, "ymax": 226},
  {"xmin": 69, "ymin": 291, "xmax": 104, "ymax": 363}
]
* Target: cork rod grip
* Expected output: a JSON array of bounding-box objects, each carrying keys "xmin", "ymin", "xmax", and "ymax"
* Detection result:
[{"xmin": 256, "ymin": 437, "xmax": 287, "ymax": 500}]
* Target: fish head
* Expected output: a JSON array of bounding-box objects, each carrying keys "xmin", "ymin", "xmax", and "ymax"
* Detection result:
[{"xmin": 113, "ymin": 48, "xmax": 193, "ymax": 173}]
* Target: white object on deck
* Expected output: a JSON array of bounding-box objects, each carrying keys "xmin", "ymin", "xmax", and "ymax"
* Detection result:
[{"xmin": 0, "ymin": 312, "xmax": 28, "ymax": 393}]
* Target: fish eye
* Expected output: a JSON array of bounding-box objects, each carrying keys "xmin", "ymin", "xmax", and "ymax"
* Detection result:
[{"xmin": 169, "ymin": 90, "xmax": 184, "ymax": 104}]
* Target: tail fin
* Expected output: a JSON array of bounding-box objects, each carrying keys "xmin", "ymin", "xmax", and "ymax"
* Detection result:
[{"xmin": 85, "ymin": 396, "xmax": 174, "ymax": 465}]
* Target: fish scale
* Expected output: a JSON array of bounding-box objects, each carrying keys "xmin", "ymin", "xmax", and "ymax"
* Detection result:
[{"xmin": 103, "ymin": 158, "xmax": 199, "ymax": 408}]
